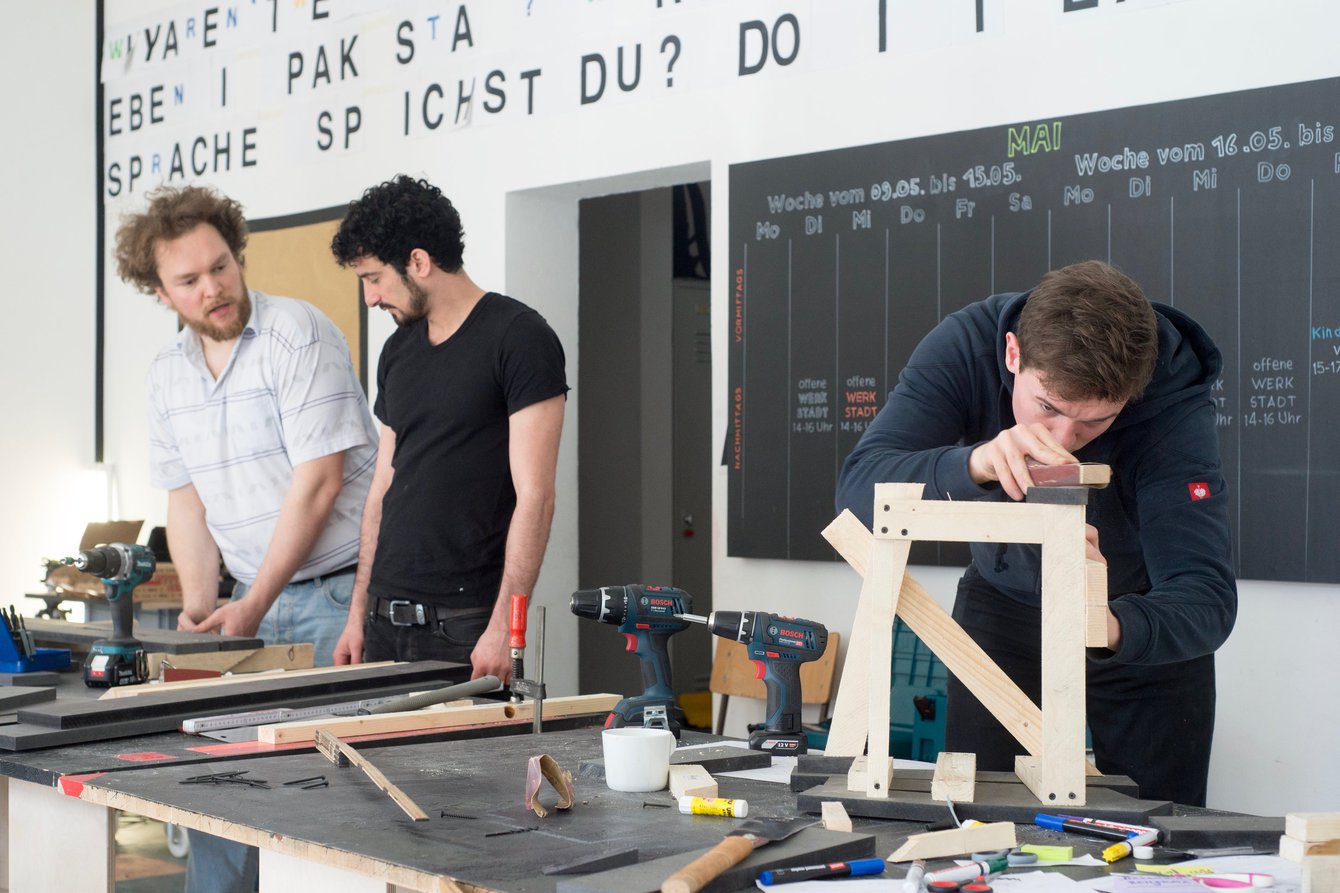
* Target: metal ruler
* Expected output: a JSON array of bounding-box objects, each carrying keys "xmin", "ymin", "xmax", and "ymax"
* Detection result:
[{"xmin": 181, "ymin": 695, "xmax": 403, "ymax": 734}]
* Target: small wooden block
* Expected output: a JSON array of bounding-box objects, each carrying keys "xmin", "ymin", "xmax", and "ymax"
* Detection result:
[
  {"xmin": 888, "ymin": 821, "xmax": 1017, "ymax": 862},
  {"xmin": 668, "ymin": 764, "xmax": 717, "ymax": 799},
  {"xmin": 1027, "ymin": 462, "xmax": 1111, "ymax": 488},
  {"xmin": 931, "ymin": 752, "xmax": 976, "ymax": 803},
  {"xmin": 821, "ymin": 801, "xmax": 853, "ymax": 834},
  {"xmin": 1289, "ymin": 813, "xmax": 1340, "ymax": 844},
  {"xmin": 1282, "ymin": 835, "xmax": 1340, "ymax": 862},
  {"xmin": 1302, "ymin": 855, "xmax": 1340, "ymax": 893}
]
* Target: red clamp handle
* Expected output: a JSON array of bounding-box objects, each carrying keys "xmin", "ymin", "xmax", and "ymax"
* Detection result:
[{"xmin": 509, "ymin": 593, "xmax": 529, "ymax": 649}]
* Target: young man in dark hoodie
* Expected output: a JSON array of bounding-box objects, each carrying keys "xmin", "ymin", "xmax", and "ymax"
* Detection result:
[{"xmin": 836, "ymin": 260, "xmax": 1236, "ymax": 806}]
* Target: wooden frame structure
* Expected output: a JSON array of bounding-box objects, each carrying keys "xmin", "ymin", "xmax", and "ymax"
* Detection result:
[{"xmin": 823, "ymin": 482, "xmax": 1108, "ymax": 806}]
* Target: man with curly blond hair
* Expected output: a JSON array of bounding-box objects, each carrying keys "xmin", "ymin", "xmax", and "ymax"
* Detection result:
[{"xmin": 116, "ymin": 184, "xmax": 377, "ymax": 892}]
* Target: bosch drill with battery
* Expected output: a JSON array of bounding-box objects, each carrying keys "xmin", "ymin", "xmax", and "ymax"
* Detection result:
[
  {"xmin": 570, "ymin": 584, "xmax": 692, "ymax": 736},
  {"xmin": 678, "ymin": 610, "xmax": 827, "ymax": 754}
]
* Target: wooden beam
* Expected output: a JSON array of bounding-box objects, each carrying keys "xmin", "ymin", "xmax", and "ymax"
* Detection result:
[
  {"xmin": 258, "ymin": 693, "xmax": 621, "ymax": 744},
  {"xmin": 931, "ymin": 752, "xmax": 976, "ymax": 803},
  {"xmin": 888, "ymin": 821, "xmax": 1017, "ymax": 862},
  {"xmin": 314, "ymin": 728, "xmax": 429, "ymax": 822},
  {"xmin": 863, "ymin": 483, "xmax": 919, "ymax": 798},
  {"xmin": 876, "ymin": 499, "xmax": 1051, "ymax": 545},
  {"xmin": 1025, "ymin": 504, "xmax": 1089, "ymax": 805}
]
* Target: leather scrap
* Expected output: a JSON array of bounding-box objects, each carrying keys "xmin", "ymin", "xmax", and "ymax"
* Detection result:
[{"xmin": 525, "ymin": 754, "xmax": 575, "ymax": 818}]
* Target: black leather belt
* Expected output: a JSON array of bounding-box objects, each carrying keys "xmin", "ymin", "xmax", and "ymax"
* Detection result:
[{"xmin": 372, "ymin": 597, "xmax": 440, "ymax": 627}]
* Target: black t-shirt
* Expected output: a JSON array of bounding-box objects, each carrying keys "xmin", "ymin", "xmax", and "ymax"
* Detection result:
[{"xmin": 370, "ymin": 293, "xmax": 568, "ymax": 605}]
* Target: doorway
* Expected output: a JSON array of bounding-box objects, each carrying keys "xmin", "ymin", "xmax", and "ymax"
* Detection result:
[{"xmin": 577, "ymin": 183, "xmax": 714, "ymax": 703}]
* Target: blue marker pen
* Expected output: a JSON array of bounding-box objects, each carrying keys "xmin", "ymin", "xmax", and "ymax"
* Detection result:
[
  {"xmin": 759, "ymin": 858, "xmax": 887, "ymax": 885},
  {"xmin": 1035, "ymin": 814, "xmax": 1133, "ymax": 842}
]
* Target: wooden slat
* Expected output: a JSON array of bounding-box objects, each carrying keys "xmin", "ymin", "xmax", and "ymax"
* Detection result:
[
  {"xmin": 313, "ymin": 729, "xmax": 429, "ymax": 822},
  {"xmin": 258, "ymin": 693, "xmax": 621, "ymax": 744}
]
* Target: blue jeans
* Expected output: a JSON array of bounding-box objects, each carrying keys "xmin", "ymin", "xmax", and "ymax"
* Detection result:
[
  {"xmin": 186, "ymin": 569, "xmax": 355, "ymax": 893},
  {"xmin": 241, "ymin": 569, "xmax": 355, "ymax": 668}
]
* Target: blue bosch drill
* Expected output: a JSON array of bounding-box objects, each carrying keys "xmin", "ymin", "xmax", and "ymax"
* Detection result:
[
  {"xmin": 65, "ymin": 543, "xmax": 155, "ymax": 688},
  {"xmin": 678, "ymin": 610, "xmax": 828, "ymax": 754},
  {"xmin": 570, "ymin": 584, "xmax": 691, "ymax": 737}
]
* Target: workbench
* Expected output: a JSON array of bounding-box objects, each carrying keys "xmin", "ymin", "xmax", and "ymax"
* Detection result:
[
  {"xmin": 0, "ymin": 674, "xmax": 1276, "ymax": 892},
  {"xmin": 0, "ymin": 669, "xmax": 612, "ymax": 891}
]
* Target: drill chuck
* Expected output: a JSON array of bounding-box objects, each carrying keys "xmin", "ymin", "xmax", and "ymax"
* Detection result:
[
  {"xmin": 570, "ymin": 587, "xmax": 626, "ymax": 624},
  {"xmin": 71, "ymin": 546, "xmax": 126, "ymax": 578}
]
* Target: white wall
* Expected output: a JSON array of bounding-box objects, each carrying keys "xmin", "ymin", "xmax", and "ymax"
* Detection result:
[
  {"xmin": 0, "ymin": 2, "xmax": 99, "ymax": 608},
  {"xmin": 4, "ymin": 0, "xmax": 1338, "ymax": 816}
]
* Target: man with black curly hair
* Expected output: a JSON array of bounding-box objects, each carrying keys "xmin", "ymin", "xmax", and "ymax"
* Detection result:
[{"xmin": 330, "ymin": 175, "xmax": 568, "ymax": 680}]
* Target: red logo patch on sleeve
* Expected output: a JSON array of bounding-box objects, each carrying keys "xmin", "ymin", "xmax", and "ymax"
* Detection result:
[{"xmin": 1188, "ymin": 482, "xmax": 1211, "ymax": 501}]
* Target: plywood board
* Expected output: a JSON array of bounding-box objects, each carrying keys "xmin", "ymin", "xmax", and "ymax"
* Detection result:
[{"xmin": 26, "ymin": 618, "xmax": 261, "ymax": 654}]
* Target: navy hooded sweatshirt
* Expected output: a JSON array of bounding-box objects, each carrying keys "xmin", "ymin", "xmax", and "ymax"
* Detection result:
[{"xmin": 835, "ymin": 291, "xmax": 1237, "ymax": 668}]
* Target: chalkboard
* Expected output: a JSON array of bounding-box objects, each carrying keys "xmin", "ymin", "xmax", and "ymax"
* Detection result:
[{"xmin": 727, "ymin": 76, "xmax": 1340, "ymax": 583}]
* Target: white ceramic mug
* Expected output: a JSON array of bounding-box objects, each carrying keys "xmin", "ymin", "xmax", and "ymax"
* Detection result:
[{"xmin": 601, "ymin": 727, "xmax": 677, "ymax": 792}]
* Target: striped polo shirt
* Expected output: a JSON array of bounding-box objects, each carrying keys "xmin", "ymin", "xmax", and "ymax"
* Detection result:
[{"xmin": 147, "ymin": 291, "xmax": 377, "ymax": 585}]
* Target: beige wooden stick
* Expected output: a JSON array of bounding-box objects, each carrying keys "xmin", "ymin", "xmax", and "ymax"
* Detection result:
[
  {"xmin": 260, "ymin": 693, "xmax": 620, "ymax": 744},
  {"xmin": 313, "ymin": 728, "xmax": 428, "ymax": 822}
]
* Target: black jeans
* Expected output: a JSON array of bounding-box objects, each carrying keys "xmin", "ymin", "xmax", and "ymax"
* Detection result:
[
  {"xmin": 945, "ymin": 567, "xmax": 1216, "ymax": 806},
  {"xmin": 362, "ymin": 600, "xmax": 493, "ymax": 664}
]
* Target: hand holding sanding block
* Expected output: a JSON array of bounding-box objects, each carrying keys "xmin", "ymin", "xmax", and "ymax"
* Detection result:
[{"xmin": 660, "ymin": 817, "xmax": 815, "ymax": 893}]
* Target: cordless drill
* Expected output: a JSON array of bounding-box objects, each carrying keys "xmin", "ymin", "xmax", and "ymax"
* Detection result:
[
  {"xmin": 678, "ymin": 610, "xmax": 827, "ymax": 754},
  {"xmin": 65, "ymin": 543, "xmax": 155, "ymax": 688},
  {"xmin": 570, "ymin": 584, "xmax": 692, "ymax": 737}
]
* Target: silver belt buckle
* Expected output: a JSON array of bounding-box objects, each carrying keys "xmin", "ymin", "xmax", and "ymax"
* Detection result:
[{"xmin": 387, "ymin": 599, "xmax": 426, "ymax": 626}]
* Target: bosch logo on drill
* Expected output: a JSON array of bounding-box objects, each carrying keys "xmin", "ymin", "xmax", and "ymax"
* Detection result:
[{"xmin": 648, "ymin": 598, "xmax": 674, "ymax": 607}]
